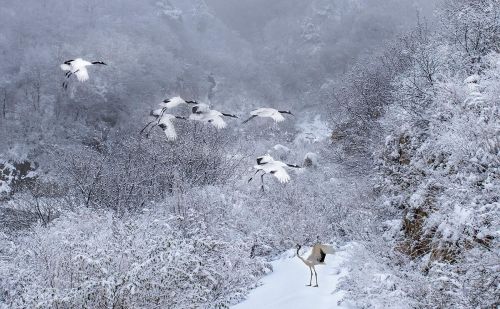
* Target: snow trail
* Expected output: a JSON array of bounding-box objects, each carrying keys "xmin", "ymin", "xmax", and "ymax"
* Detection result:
[{"xmin": 233, "ymin": 246, "xmax": 350, "ymax": 309}]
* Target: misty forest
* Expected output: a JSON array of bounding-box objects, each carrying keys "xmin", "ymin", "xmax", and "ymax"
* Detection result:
[{"xmin": 0, "ymin": 0, "xmax": 499, "ymax": 308}]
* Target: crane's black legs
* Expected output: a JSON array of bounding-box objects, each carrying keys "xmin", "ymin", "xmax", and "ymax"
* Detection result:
[
  {"xmin": 62, "ymin": 72, "xmax": 72, "ymax": 89},
  {"xmin": 247, "ymin": 170, "xmax": 260, "ymax": 183},
  {"xmin": 145, "ymin": 122, "xmax": 159, "ymax": 138},
  {"xmin": 306, "ymin": 267, "xmax": 313, "ymax": 286},
  {"xmin": 313, "ymin": 266, "xmax": 318, "ymax": 287},
  {"xmin": 62, "ymin": 69, "xmax": 80, "ymax": 90},
  {"xmin": 248, "ymin": 171, "xmax": 266, "ymax": 191},
  {"xmin": 305, "ymin": 266, "xmax": 318, "ymax": 287},
  {"xmin": 140, "ymin": 120, "xmax": 156, "ymax": 136}
]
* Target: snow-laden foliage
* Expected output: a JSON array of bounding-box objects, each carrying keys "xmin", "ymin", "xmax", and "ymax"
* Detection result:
[
  {"xmin": 3, "ymin": 0, "xmax": 497, "ymax": 308},
  {"xmin": 338, "ymin": 1, "xmax": 500, "ymax": 308},
  {"xmin": 0, "ymin": 205, "xmax": 268, "ymax": 309},
  {"xmin": 53, "ymin": 128, "xmax": 241, "ymax": 213},
  {"xmin": 0, "ymin": 159, "xmax": 37, "ymax": 199},
  {"xmin": 375, "ymin": 56, "xmax": 499, "ymax": 308}
]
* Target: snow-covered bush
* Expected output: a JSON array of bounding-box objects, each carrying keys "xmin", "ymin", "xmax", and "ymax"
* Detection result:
[
  {"xmin": 376, "ymin": 57, "xmax": 499, "ymax": 307},
  {"xmin": 0, "ymin": 206, "xmax": 268, "ymax": 308},
  {"xmin": 336, "ymin": 1, "xmax": 499, "ymax": 308},
  {"xmin": 0, "ymin": 159, "xmax": 37, "ymax": 200},
  {"xmin": 2, "ymin": 0, "xmax": 496, "ymax": 307},
  {"xmin": 56, "ymin": 129, "xmax": 242, "ymax": 213},
  {"xmin": 357, "ymin": 2, "xmax": 500, "ymax": 307}
]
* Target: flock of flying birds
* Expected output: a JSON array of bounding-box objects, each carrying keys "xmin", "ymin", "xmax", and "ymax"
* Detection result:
[{"xmin": 60, "ymin": 58, "xmax": 302, "ymax": 190}]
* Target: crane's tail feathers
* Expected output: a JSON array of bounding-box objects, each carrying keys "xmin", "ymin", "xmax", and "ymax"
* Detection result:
[{"xmin": 60, "ymin": 64, "xmax": 71, "ymax": 71}]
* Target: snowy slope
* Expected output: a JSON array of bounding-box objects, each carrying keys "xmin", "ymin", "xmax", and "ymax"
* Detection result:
[{"xmin": 233, "ymin": 245, "xmax": 351, "ymax": 309}]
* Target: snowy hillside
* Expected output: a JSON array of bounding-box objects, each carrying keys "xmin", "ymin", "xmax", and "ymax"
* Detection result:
[
  {"xmin": 233, "ymin": 246, "xmax": 351, "ymax": 309},
  {"xmin": 1, "ymin": 0, "xmax": 498, "ymax": 308}
]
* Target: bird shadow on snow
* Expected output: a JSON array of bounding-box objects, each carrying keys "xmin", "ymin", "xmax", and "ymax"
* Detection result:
[{"xmin": 232, "ymin": 244, "xmax": 354, "ymax": 309}]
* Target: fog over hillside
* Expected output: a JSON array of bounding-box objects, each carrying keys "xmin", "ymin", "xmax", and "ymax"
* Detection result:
[{"xmin": 0, "ymin": 1, "xmax": 498, "ymax": 308}]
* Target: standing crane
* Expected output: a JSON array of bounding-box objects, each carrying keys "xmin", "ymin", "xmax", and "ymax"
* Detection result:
[{"xmin": 296, "ymin": 244, "xmax": 335, "ymax": 287}]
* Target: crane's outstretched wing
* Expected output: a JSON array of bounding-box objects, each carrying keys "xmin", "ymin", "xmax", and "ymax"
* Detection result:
[
  {"xmin": 158, "ymin": 118, "xmax": 177, "ymax": 141},
  {"xmin": 75, "ymin": 68, "xmax": 89, "ymax": 82},
  {"xmin": 192, "ymin": 103, "xmax": 210, "ymax": 114},
  {"xmin": 150, "ymin": 108, "xmax": 166, "ymax": 118},
  {"xmin": 221, "ymin": 112, "xmax": 238, "ymax": 118},
  {"xmin": 318, "ymin": 249, "xmax": 326, "ymax": 262},
  {"xmin": 60, "ymin": 64, "xmax": 71, "ymax": 71},
  {"xmin": 256, "ymin": 155, "xmax": 273, "ymax": 165},
  {"xmin": 271, "ymin": 167, "xmax": 290, "ymax": 183},
  {"xmin": 270, "ymin": 112, "xmax": 285, "ymax": 123},
  {"xmin": 318, "ymin": 244, "xmax": 335, "ymax": 254},
  {"xmin": 310, "ymin": 244, "xmax": 327, "ymax": 263},
  {"xmin": 208, "ymin": 115, "xmax": 227, "ymax": 129}
]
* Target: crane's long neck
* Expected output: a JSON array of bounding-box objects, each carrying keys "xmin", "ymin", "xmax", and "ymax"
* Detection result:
[{"xmin": 296, "ymin": 247, "xmax": 308, "ymax": 265}]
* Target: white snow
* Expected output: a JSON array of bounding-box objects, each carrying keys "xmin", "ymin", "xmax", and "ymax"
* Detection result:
[
  {"xmin": 272, "ymin": 144, "xmax": 291, "ymax": 153},
  {"xmin": 295, "ymin": 115, "xmax": 331, "ymax": 144},
  {"xmin": 268, "ymin": 144, "xmax": 292, "ymax": 161},
  {"xmin": 157, "ymin": 2, "xmax": 182, "ymax": 19},
  {"xmin": 304, "ymin": 152, "xmax": 319, "ymax": 167},
  {"xmin": 232, "ymin": 246, "xmax": 350, "ymax": 309},
  {"xmin": 464, "ymin": 74, "xmax": 479, "ymax": 84}
]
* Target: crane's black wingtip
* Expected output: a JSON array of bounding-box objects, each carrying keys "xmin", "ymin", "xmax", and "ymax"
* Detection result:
[{"xmin": 222, "ymin": 113, "xmax": 238, "ymax": 118}]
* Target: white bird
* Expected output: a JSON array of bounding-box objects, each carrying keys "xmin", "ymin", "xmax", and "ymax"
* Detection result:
[
  {"xmin": 242, "ymin": 108, "xmax": 294, "ymax": 124},
  {"xmin": 159, "ymin": 96, "xmax": 197, "ymax": 109},
  {"xmin": 140, "ymin": 107, "xmax": 186, "ymax": 141},
  {"xmin": 189, "ymin": 104, "xmax": 238, "ymax": 129},
  {"xmin": 248, "ymin": 155, "xmax": 300, "ymax": 190},
  {"xmin": 256, "ymin": 154, "xmax": 274, "ymax": 165},
  {"xmin": 60, "ymin": 58, "xmax": 107, "ymax": 89},
  {"xmin": 296, "ymin": 244, "xmax": 335, "ymax": 287},
  {"xmin": 191, "ymin": 103, "xmax": 212, "ymax": 114},
  {"xmin": 156, "ymin": 113, "xmax": 186, "ymax": 141}
]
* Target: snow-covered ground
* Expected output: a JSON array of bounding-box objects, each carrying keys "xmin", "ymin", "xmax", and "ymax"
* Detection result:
[{"xmin": 233, "ymin": 245, "xmax": 351, "ymax": 309}]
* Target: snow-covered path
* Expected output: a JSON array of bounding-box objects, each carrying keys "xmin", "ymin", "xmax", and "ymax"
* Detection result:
[{"xmin": 233, "ymin": 246, "xmax": 350, "ymax": 309}]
